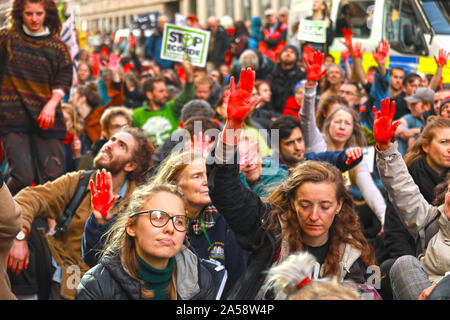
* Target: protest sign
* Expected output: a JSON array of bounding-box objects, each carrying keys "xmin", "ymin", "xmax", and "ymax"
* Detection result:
[
  {"xmin": 298, "ymin": 19, "xmax": 327, "ymax": 43},
  {"xmin": 161, "ymin": 24, "xmax": 211, "ymax": 67}
]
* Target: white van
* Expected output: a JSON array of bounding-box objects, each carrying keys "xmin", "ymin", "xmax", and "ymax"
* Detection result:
[{"xmin": 290, "ymin": 0, "xmax": 450, "ymax": 83}]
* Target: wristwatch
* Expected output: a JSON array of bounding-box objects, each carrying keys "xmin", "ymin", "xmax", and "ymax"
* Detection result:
[{"xmin": 16, "ymin": 230, "xmax": 28, "ymax": 241}]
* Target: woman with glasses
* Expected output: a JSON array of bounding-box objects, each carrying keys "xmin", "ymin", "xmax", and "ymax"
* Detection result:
[
  {"xmin": 149, "ymin": 151, "xmax": 249, "ymax": 299},
  {"xmin": 76, "ymin": 183, "xmax": 215, "ymax": 300},
  {"xmin": 299, "ymin": 78, "xmax": 387, "ymax": 234}
]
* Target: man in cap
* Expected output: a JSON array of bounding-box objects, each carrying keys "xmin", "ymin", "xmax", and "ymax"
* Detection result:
[{"xmin": 395, "ymin": 86, "xmax": 435, "ymax": 155}]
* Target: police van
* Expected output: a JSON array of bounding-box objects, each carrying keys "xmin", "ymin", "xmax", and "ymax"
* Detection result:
[{"xmin": 290, "ymin": 0, "xmax": 450, "ymax": 83}]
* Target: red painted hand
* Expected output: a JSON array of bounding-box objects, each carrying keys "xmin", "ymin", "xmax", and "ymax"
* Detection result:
[
  {"xmin": 302, "ymin": 44, "xmax": 315, "ymax": 65},
  {"xmin": 304, "ymin": 49, "xmax": 327, "ymax": 81},
  {"xmin": 186, "ymin": 131, "xmax": 212, "ymax": 157},
  {"xmin": 225, "ymin": 68, "xmax": 260, "ymax": 125},
  {"xmin": 90, "ymin": 169, "xmax": 118, "ymax": 219},
  {"xmin": 372, "ymin": 40, "xmax": 390, "ymax": 64},
  {"xmin": 341, "ymin": 48, "xmax": 351, "ymax": 62},
  {"xmin": 435, "ymin": 48, "xmax": 449, "ymax": 68},
  {"xmin": 104, "ymin": 53, "xmax": 122, "ymax": 71},
  {"xmin": 340, "ymin": 28, "xmax": 353, "ymax": 49},
  {"xmin": 345, "ymin": 146, "xmax": 363, "ymax": 165},
  {"xmin": 352, "ymin": 41, "xmax": 365, "ymax": 59},
  {"xmin": 373, "ymin": 98, "xmax": 401, "ymax": 148}
]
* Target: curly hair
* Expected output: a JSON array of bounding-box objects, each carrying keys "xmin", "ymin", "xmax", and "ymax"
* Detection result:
[
  {"xmin": 263, "ymin": 161, "xmax": 376, "ymax": 278},
  {"xmin": 7, "ymin": 0, "xmax": 62, "ymax": 36},
  {"xmin": 121, "ymin": 127, "xmax": 155, "ymax": 185}
]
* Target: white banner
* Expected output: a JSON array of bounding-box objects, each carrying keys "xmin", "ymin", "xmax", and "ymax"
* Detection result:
[{"xmin": 160, "ymin": 24, "xmax": 211, "ymax": 67}]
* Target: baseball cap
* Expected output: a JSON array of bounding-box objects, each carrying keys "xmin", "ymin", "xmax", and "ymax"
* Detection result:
[
  {"xmin": 404, "ymin": 87, "xmax": 435, "ymax": 104},
  {"xmin": 264, "ymin": 8, "xmax": 276, "ymax": 16},
  {"xmin": 402, "ymin": 72, "xmax": 421, "ymax": 85}
]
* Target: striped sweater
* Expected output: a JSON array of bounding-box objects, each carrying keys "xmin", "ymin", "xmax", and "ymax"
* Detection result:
[{"xmin": 0, "ymin": 27, "xmax": 73, "ymax": 139}]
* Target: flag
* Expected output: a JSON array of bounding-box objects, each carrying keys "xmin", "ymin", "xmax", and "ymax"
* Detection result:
[{"xmin": 60, "ymin": 0, "xmax": 79, "ymax": 84}]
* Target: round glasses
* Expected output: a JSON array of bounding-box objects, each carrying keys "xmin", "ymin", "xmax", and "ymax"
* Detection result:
[{"xmin": 130, "ymin": 210, "xmax": 188, "ymax": 232}]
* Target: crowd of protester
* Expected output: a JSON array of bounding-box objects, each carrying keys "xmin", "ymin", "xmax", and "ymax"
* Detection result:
[{"xmin": 1, "ymin": 0, "xmax": 450, "ymax": 301}]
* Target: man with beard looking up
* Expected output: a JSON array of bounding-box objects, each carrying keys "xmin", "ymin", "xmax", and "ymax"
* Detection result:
[
  {"xmin": 266, "ymin": 45, "xmax": 306, "ymax": 115},
  {"xmin": 7, "ymin": 127, "xmax": 153, "ymax": 300}
]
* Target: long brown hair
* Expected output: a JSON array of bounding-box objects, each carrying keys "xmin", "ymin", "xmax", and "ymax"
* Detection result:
[
  {"xmin": 322, "ymin": 105, "xmax": 366, "ymax": 186},
  {"xmin": 264, "ymin": 161, "xmax": 376, "ymax": 278},
  {"xmin": 404, "ymin": 116, "xmax": 450, "ymax": 167},
  {"xmin": 7, "ymin": 0, "xmax": 62, "ymax": 36},
  {"xmin": 101, "ymin": 183, "xmax": 185, "ymax": 299}
]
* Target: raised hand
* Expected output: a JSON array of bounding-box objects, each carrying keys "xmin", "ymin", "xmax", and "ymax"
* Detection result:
[
  {"xmin": 345, "ymin": 146, "xmax": 363, "ymax": 165},
  {"xmin": 342, "ymin": 48, "xmax": 351, "ymax": 62},
  {"xmin": 239, "ymin": 141, "xmax": 259, "ymax": 170},
  {"xmin": 352, "ymin": 41, "xmax": 365, "ymax": 59},
  {"xmin": 372, "ymin": 40, "xmax": 390, "ymax": 65},
  {"xmin": 90, "ymin": 169, "xmax": 118, "ymax": 221},
  {"xmin": 104, "ymin": 53, "xmax": 122, "ymax": 71},
  {"xmin": 340, "ymin": 28, "xmax": 353, "ymax": 49},
  {"xmin": 304, "ymin": 49, "xmax": 327, "ymax": 81},
  {"xmin": 435, "ymin": 48, "xmax": 449, "ymax": 68},
  {"xmin": 373, "ymin": 98, "xmax": 401, "ymax": 150},
  {"xmin": 224, "ymin": 68, "xmax": 259, "ymax": 127},
  {"xmin": 186, "ymin": 131, "xmax": 212, "ymax": 157},
  {"xmin": 302, "ymin": 44, "xmax": 315, "ymax": 65}
]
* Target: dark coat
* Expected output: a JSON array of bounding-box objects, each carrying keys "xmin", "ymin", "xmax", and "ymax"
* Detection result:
[
  {"xmin": 76, "ymin": 249, "xmax": 215, "ymax": 300},
  {"xmin": 266, "ymin": 64, "xmax": 306, "ymax": 114},
  {"xmin": 208, "ymin": 26, "xmax": 231, "ymax": 68}
]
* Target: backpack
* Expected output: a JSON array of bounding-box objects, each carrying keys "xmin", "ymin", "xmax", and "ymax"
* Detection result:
[{"xmin": 53, "ymin": 170, "xmax": 96, "ymax": 238}]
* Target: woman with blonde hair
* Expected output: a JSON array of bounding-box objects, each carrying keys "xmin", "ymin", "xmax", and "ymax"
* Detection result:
[
  {"xmin": 207, "ymin": 68, "xmax": 377, "ymax": 300},
  {"xmin": 76, "ymin": 183, "xmax": 215, "ymax": 300},
  {"xmin": 149, "ymin": 150, "xmax": 249, "ymax": 298}
]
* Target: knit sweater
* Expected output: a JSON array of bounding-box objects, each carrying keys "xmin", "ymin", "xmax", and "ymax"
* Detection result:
[{"xmin": 0, "ymin": 27, "xmax": 73, "ymax": 139}]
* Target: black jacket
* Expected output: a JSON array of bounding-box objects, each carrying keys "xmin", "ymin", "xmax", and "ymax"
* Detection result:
[
  {"xmin": 76, "ymin": 248, "xmax": 215, "ymax": 300},
  {"xmin": 208, "ymin": 26, "xmax": 231, "ymax": 68},
  {"xmin": 266, "ymin": 64, "xmax": 306, "ymax": 114},
  {"xmin": 206, "ymin": 143, "xmax": 370, "ymax": 299}
]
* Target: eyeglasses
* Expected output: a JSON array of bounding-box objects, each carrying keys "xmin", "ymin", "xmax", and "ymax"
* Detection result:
[{"xmin": 130, "ymin": 210, "xmax": 188, "ymax": 232}]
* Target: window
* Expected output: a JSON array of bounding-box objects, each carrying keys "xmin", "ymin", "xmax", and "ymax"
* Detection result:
[
  {"xmin": 421, "ymin": 0, "xmax": 450, "ymax": 35},
  {"xmin": 335, "ymin": 0, "xmax": 375, "ymax": 38},
  {"xmin": 384, "ymin": 0, "xmax": 428, "ymax": 55}
]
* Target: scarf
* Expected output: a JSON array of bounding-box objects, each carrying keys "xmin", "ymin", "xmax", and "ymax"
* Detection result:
[
  {"xmin": 189, "ymin": 205, "xmax": 219, "ymax": 236},
  {"xmin": 136, "ymin": 253, "xmax": 174, "ymax": 300}
]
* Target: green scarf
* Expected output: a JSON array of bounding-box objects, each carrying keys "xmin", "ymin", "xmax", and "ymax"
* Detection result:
[{"xmin": 136, "ymin": 253, "xmax": 174, "ymax": 300}]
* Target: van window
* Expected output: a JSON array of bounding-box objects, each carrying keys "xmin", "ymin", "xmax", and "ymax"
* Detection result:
[
  {"xmin": 335, "ymin": 0, "xmax": 375, "ymax": 38},
  {"xmin": 421, "ymin": 0, "xmax": 450, "ymax": 35},
  {"xmin": 384, "ymin": 0, "xmax": 428, "ymax": 55}
]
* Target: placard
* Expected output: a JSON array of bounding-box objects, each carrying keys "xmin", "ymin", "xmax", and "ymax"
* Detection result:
[
  {"xmin": 161, "ymin": 24, "xmax": 211, "ymax": 67},
  {"xmin": 297, "ymin": 19, "xmax": 326, "ymax": 43}
]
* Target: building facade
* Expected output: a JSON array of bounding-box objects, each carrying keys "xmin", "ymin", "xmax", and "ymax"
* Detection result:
[{"xmin": 74, "ymin": 0, "xmax": 293, "ymax": 32}]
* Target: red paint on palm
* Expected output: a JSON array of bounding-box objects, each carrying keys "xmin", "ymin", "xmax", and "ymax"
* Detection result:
[
  {"xmin": 352, "ymin": 41, "xmax": 365, "ymax": 59},
  {"xmin": 372, "ymin": 40, "xmax": 389, "ymax": 64},
  {"xmin": 226, "ymin": 68, "xmax": 259, "ymax": 123},
  {"xmin": 341, "ymin": 28, "xmax": 353, "ymax": 49},
  {"xmin": 90, "ymin": 170, "xmax": 115, "ymax": 218},
  {"xmin": 373, "ymin": 98, "xmax": 401, "ymax": 144},
  {"xmin": 304, "ymin": 49, "xmax": 327, "ymax": 81},
  {"xmin": 435, "ymin": 49, "xmax": 449, "ymax": 68}
]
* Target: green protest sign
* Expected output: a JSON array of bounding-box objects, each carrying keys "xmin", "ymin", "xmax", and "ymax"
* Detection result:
[
  {"xmin": 161, "ymin": 24, "xmax": 211, "ymax": 67},
  {"xmin": 297, "ymin": 19, "xmax": 326, "ymax": 43}
]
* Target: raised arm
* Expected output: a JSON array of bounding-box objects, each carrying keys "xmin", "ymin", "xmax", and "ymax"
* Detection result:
[
  {"xmin": 298, "ymin": 48, "xmax": 328, "ymax": 153},
  {"xmin": 207, "ymin": 69, "xmax": 270, "ymax": 250},
  {"xmin": 373, "ymin": 98, "xmax": 436, "ymax": 239}
]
